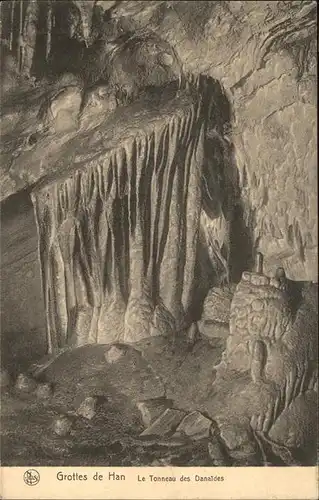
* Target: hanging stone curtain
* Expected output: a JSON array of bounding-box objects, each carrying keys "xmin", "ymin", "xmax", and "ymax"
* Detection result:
[{"xmin": 31, "ymin": 95, "xmax": 205, "ymax": 351}]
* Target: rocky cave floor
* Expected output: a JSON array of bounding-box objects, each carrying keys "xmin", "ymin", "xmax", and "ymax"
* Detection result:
[
  {"xmin": 1, "ymin": 331, "xmax": 317, "ymax": 467},
  {"xmin": 1, "ymin": 336, "xmax": 226, "ymax": 467}
]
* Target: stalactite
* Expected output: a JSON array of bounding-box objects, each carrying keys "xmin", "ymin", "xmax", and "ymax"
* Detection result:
[
  {"xmin": 96, "ymin": 153, "xmax": 126, "ymax": 344},
  {"xmin": 73, "ymin": 0, "xmax": 94, "ymax": 47},
  {"xmin": 21, "ymin": 0, "xmax": 38, "ymax": 77},
  {"xmin": 52, "ymin": 0, "xmax": 55, "ymax": 28},
  {"xmin": 0, "ymin": 2, "xmax": 3, "ymax": 44},
  {"xmin": 158, "ymin": 117, "xmax": 183, "ymax": 323},
  {"xmin": 148, "ymin": 128, "xmax": 164, "ymax": 288},
  {"xmin": 124, "ymin": 136, "xmax": 155, "ymax": 344},
  {"xmin": 9, "ymin": 0, "xmax": 15, "ymax": 51},
  {"xmin": 134, "ymin": 138, "xmax": 149, "ymax": 281},
  {"xmin": 17, "ymin": 0, "xmax": 23, "ymax": 73},
  {"xmin": 182, "ymin": 105, "xmax": 205, "ymax": 318},
  {"xmin": 46, "ymin": 0, "xmax": 53, "ymax": 62},
  {"xmin": 32, "ymin": 92, "xmax": 207, "ymax": 348},
  {"xmin": 49, "ymin": 238, "xmax": 68, "ymax": 345}
]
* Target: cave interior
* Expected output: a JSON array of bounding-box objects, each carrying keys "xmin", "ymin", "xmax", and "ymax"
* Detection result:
[{"xmin": 0, "ymin": 0, "xmax": 318, "ymax": 467}]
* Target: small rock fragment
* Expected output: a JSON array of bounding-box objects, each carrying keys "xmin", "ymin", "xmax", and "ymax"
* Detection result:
[
  {"xmin": 15, "ymin": 373, "xmax": 37, "ymax": 393},
  {"xmin": 150, "ymin": 457, "xmax": 174, "ymax": 466},
  {"xmin": 219, "ymin": 422, "xmax": 257, "ymax": 460},
  {"xmin": 52, "ymin": 415, "xmax": 73, "ymax": 436},
  {"xmin": 137, "ymin": 398, "xmax": 174, "ymax": 427},
  {"xmin": 36, "ymin": 382, "xmax": 53, "ymax": 400},
  {"xmin": 174, "ymin": 411, "xmax": 212, "ymax": 440},
  {"xmin": 76, "ymin": 396, "xmax": 97, "ymax": 420},
  {"xmin": 140, "ymin": 408, "xmax": 186, "ymax": 437},
  {"xmin": 150, "ymin": 459, "xmax": 164, "ymax": 466},
  {"xmin": 104, "ymin": 345, "xmax": 127, "ymax": 364}
]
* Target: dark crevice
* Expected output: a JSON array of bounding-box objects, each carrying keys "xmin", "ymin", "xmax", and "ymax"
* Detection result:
[{"xmin": 229, "ymin": 203, "xmax": 255, "ymax": 282}]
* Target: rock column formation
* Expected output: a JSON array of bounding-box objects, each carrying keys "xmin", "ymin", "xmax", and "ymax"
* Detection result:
[{"xmin": 31, "ymin": 91, "xmax": 205, "ymax": 350}]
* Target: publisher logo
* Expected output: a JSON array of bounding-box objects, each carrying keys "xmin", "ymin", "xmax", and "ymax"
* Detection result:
[{"xmin": 23, "ymin": 469, "xmax": 40, "ymax": 486}]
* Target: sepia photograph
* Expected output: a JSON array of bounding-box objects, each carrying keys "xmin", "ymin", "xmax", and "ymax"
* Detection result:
[{"xmin": 0, "ymin": 0, "xmax": 318, "ymax": 488}]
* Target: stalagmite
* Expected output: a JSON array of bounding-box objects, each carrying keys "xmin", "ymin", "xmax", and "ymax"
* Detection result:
[
  {"xmin": 31, "ymin": 90, "xmax": 206, "ymax": 348},
  {"xmin": 255, "ymin": 252, "xmax": 264, "ymax": 274}
]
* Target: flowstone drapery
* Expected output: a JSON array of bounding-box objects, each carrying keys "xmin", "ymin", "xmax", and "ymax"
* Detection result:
[{"xmin": 31, "ymin": 91, "xmax": 205, "ymax": 350}]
